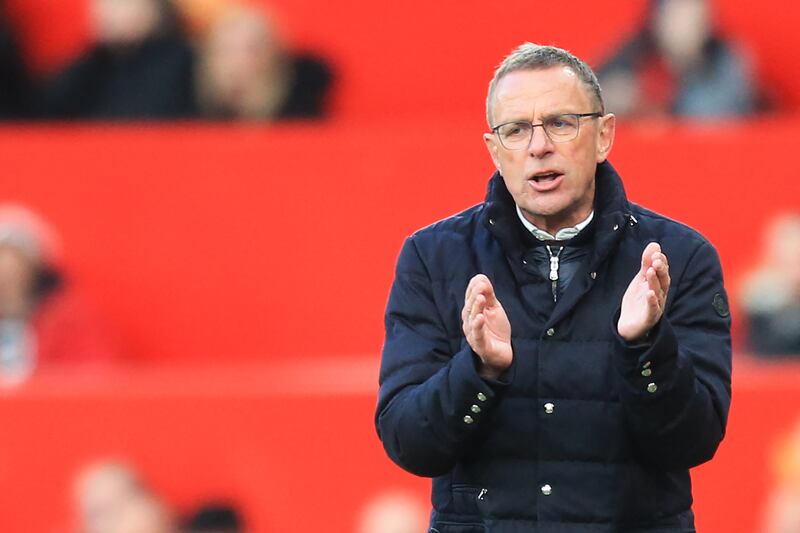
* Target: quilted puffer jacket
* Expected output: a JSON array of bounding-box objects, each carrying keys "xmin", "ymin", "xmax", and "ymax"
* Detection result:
[{"xmin": 376, "ymin": 161, "xmax": 732, "ymax": 532}]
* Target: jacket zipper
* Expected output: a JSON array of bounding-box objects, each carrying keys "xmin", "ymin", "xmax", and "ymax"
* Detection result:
[{"xmin": 546, "ymin": 245, "xmax": 563, "ymax": 302}]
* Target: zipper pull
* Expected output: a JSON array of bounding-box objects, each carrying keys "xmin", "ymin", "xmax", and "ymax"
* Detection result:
[
  {"xmin": 478, "ymin": 488, "xmax": 488, "ymax": 500},
  {"xmin": 546, "ymin": 245, "xmax": 563, "ymax": 302},
  {"xmin": 549, "ymin": 254, "xmax": 559, "ymax": 281}
]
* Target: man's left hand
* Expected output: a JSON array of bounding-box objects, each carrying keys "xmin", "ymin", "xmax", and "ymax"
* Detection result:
[{"xmin": 618, "ymin": 242, "xmax": 670, "ymax": 342}]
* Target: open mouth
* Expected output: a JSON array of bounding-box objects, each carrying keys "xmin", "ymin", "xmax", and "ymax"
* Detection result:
[{"xmin": 530, "ymin": 171, "xmax": 562, "ymax": 182}]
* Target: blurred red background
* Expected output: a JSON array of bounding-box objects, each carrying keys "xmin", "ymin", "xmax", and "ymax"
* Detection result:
[{"xmin": 0, "ymin": 0, "xmax": 799, "ymax": 532}]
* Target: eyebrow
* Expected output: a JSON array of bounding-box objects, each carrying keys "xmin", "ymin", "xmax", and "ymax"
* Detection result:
[{"xmin": 497, "ymin": 111, "xmax": 579, "ymax": 125}]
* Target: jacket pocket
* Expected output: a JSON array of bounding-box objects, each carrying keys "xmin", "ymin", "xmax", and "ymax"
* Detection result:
[{"xmin": 450, "ymin": 485, "xmax": 487, "ymax": 516}]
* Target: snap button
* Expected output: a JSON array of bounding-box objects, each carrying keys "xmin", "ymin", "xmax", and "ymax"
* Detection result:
[
  {"xmin": 641, "ymin": 368, "xmax": 652, "ymax": 377},
  {"xmin": 471, "ymin": 404, "xmax": 481, "ymax": 414},
  {"xmin": 544, "ymin": 402, "xmax": 555, "ymax": 414},
  {"xmin": 541, "ymin": 484, "xmax": 552, "ymax": 496},
  {"xmin": 613, "ymin": 224, "xmax": 619, "ymax": 231},
  {"xmin": 477, "ymin": 392, "xmax": 487, "ymax": 402},
  {"xmin": 546, "ymin": 328, "xmax": 555, "ymax": 337},
  {"xmin": 590, "ymin": 272, "xmax": 597, "ymax": 279},
  {"xmin": 463, "ymin": 415, "xmax": 474, "ymax": 424},
  {"xmin": 647, "ymin": 383, "xmax": 658, "ymax": 394}
]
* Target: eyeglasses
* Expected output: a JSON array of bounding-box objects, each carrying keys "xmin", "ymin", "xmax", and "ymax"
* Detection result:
[{"xmin": 490, "ymin": 112, "xmax": 602, "ymax": 150}]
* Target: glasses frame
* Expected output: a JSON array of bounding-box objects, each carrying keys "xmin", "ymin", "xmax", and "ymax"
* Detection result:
[{"xmin": 490, "ymin": 112, "xmax": 603, "ymax": 150}]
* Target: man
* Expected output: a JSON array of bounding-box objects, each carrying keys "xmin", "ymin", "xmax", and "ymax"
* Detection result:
[{"xmin": 376, "ymin": 43, "xmax": 731, "ymax": 532}]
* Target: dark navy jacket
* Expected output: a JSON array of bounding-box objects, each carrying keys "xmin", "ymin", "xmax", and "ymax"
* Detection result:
[{"xmin": 376, "ymin": 162, "xmax": 732, "ymax": 532}]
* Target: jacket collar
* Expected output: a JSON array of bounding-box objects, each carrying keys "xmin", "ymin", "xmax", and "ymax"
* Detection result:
[
  {"xmin": 483, "ymin": 161, "xmax": 636, "ymax": 326},
  {"xmin": 483, "ymin": 160, "xmax": 635, "ymax": 271}
]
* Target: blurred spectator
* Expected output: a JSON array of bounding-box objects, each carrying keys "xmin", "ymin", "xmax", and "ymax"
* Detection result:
[
  {"xmin": 42, "ymin": 0, "xmax": 195, "ymax": 120},
  {"xmin": 0, "ymin": 204, "xmax": 119, "ymax": 386},
  {"xmin": 182, "ymin": 502, "xmax": 243, "ymax": 533},
  {"xmin": 173, "ymin": 0, "xmax": 234, "ymax": 36},
  {"xmin": 0, "ymin": 1, "xmax": 34, "ymax": 119},
  {"xmin": 740, "ymin": 213, "xmax": 800, "ymax": 357},
  {"xmin": 194, "ymin": 4, "xmax": 331, "ymax": 121},
  {"xmin": 597, "ymin": 0, "xmax": 758, "ymax": 118},
  {"xmin": 74, "ymin": 460, "xmax": 177, "ymax": 533},
  {"xmin": 762, "ymin": 418, "xmax": 800, "ymax": 533},
  {"xmin": 356, "ymin": 489, "xmax": 428, "ymax": 533}
]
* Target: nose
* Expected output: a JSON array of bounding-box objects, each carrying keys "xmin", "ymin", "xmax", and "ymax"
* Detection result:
[{"xmin": 527, "ymin": 125, "xmax": 554, "ymax": 158}]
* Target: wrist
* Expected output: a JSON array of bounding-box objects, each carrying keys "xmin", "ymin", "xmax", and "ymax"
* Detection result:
[
  {"xmin": 621, "ymin": 327, "xmax": 649, "ymax": 343},
  {"xmin": 617, "ymin": 320, "xmax": 651, "ymax": 343}
]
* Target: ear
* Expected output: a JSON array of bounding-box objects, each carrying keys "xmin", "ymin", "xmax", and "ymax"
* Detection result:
[
  {"xmin": 595, "ymin": 113, "xmax": 616, "ymax": 163},
  {"xmin": 483, "ymin": 132, "xmax": 502, "ymax": 172}
]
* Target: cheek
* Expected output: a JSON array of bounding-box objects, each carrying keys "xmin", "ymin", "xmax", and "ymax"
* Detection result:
[
  {"xmin": 498, "ymin": 151, "xmax": 526, "ymax": 174},
  {"xmin": 564, "ymin": 144, "xmax": 598, "ymax": 174}
]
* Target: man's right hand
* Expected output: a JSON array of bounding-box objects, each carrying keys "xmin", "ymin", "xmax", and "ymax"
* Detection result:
[{"xmin": 462, "ymin": 274, "xmax": 512, "ymax": 380}]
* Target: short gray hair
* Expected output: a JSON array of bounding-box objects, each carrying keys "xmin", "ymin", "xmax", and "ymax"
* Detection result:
[{"xmin": 486, "ymin": 43, "xmax": 604, "ymax": 126}]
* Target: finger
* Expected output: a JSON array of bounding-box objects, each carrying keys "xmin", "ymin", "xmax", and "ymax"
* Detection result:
[
  {"xmin": 464, "ymin": 275, "xmax": 479, "ymax": 303},
  {"xmin": 476, "ymin": 294, "xmax": 487, "ymax": 315},
  {"xmin": 652, "ymin": 253, "xmax": 669, "ymax": 273},
  {"xmin": 466, "ymin": 276, "xmax": 490, "ymax": 308},
  {"xmin": 653, "ymin": 258, "xmax": 670, "ymax": 296},
  {"xmin": 469, "ymin": 274, "xmax": 490, "ymax": 292},
  {"xmin": 656, "ymin": 251, "xmax": 669, "ymax": 270},
  {"xmin": 481, "ymin": 279, "xmax": 499, "ymax": 307},
  {"xmin": 462, "ymin": 288, "xmax": 476, "ymax": 324},
  {"xmin": 647, "ymin": 289, "xmax": 661, "ymax": 315},
  {"xmin": 640, "ymin": 242, "xmax": 661, "ymax": 273},
  {"xmin": 647, "ymin": 267, "xmax": 668, "ymax": 307},
  {"xmin": 657, "ymin": 252, "xmax": 670, "ymax": 289},
  {"xmin": 473, "ymin": 313, "xmax": 485, "ymax": 343},
  {"xmin": 470, "ymin": 294, "xmax": 486, "ymax": 327},
  {"xmin": 470, "ymin": 313, "xmax": 488, "ymax": 354},
  {"xmin": 465, "ymin": 273, "xmax": 485, "ymax": 299},
  {"xmin": 646, "ymin": 266, "xmax": 661, "ymax": 294},
  {"xmin": 463, "ymin": 276, "xmax": 486, "ymax": 322}
]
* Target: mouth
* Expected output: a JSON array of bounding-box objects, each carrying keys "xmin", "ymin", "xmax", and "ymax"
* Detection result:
[
  {"xmin": 527, "ymin": 170, "xmax": 564, "ymax": 192},
  {"xmin": 529, "ymin": 171, "xmax": 563, "ymax": 182}
]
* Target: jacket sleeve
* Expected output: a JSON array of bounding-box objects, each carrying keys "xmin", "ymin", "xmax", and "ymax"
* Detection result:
[
  {"xmin": 375, "ymin": 236, "xmax": 509, "ymax": 477},
  {"xmin": 612, "ymin": 240, "xmax": 732, "ymax": 470}
]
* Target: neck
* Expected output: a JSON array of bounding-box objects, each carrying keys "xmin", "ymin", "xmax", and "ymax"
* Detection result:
[{"xmin": 519, "ymin": 207, "xmax": 594, "ymax": 237}]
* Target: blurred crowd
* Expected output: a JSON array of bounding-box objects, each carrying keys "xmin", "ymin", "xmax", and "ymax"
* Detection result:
[
  {"xmin": 0, "ymin": 204, "xmax": 119, "ymax": 386},
  {"xmin": 763, "ymin": 416, "xmax": 800, "ymax": 533},
  {"xmin": 739, "ymin": 213, "xmax": 800, "ymax": 358},
  {"xmin": 0, "ymin": 0, "xmax": 795, "ymax": 532},
  {"xmin": 0, "ymin": 0, "xmax": 775, "ymax": 123},
  {"xmin": 597, "ymin": 0, "xmax": 763, "ymax": 119},
  {"xmin": 0, "ymin": 0, "xmax": 332, "ymax": 121},
  {"xmin": 74, "ymin": 461, "xmax": 245, "ymax": 533},
  {"xmin": 70, "ymin": 459, "xmax": 430, "ymax": 533}
]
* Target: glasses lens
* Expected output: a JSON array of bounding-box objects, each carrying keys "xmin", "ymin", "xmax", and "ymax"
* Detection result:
[
  {"xmin": 497, "ymin": 122, "xmax": 532, "ymax": 150},
  {"xmin": 543, "ymin": 114, "xmax": 580, "ymax": 142}
]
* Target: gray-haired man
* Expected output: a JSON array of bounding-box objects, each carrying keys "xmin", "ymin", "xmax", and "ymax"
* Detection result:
[{"xmin": 376, "ymin": 43, "xmax": 731, "ymax": 532}]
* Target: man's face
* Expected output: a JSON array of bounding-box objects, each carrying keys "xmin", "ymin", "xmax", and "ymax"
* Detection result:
[
  {"xmin": 484, "ymin": 66, "xmax": 615, "ymax": 233},
  {"xmin": 92, "ymin": 0, "xmax": 161, "ymax": 46},
  {"xmin": 206, "ymin": 13, "xmax": 277, "ymax": 98}
]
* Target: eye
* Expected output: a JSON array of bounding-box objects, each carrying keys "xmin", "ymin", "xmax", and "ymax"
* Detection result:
[{"xmin": 500, "ymin": 123, "xmax": 528, "ymax": 138}]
